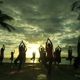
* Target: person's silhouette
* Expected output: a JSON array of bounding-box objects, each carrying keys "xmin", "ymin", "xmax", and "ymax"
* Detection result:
[
  {"xmin": 54, "ymin": 46, "xmax": 62, "ymax": 68},
  {"xmin": 14, "ymin": 41, "xmax": 26, "ymax": 70},
  {"xmin": 0, "ymin": 44, "xmax": 5, "ymax": 65},
  {"xmin": 43, "ymin": 38, "xmax": 54, "ymax": 75},
  {"xmin": 10, "ymin": 50, "xmax": 15, "ymax": 63}
]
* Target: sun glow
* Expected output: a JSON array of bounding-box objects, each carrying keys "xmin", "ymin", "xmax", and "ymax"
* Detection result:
[{"xmin": 26, "ymin": 44, "xmax": 40, "ymax": 58}]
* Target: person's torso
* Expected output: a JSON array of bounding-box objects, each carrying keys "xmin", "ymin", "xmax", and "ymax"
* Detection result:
[{"xmin": 46, "ymin": 48, "xmax": 53, "ymax": 58}]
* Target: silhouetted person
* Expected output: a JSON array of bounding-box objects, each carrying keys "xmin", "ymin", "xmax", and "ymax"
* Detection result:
[
  {"xmin": 77, "ymin": 36, "xmax": 80, "ymax": 58},
  {"xmin": 10, "ymin": 50, "xmax": 15, "ymax": 63},
  {"xmin": 66, "ymin": 46, "xmax": 72, "ymax": 66},
  {"xmin": 14, "ymin": 41, "xmax": 26, "ymax": 70},
  {"xmin": 73, "ymin": 36, "xmax": 80, "ymax": 69},
  {"xmin": 38, "ymin": 45, "xmax": 46, "ymax": 66},
  {"xmin": 43, "ymin": 38, "xmax": 54, "ymax": 75},
  {"xmin": 31, "ymin": 52, "xmax": 36, "ymax": 61},
  {"xmin": 38, "ymin": 45, "xmax": 46, "ymax": 62},
  {"xmin": 0, "ymin": 44, "xmax": 5, "ymax": 65},
  {"xmin": 54, "ymin": 46, "xmax": 62, "ymax": 68}
]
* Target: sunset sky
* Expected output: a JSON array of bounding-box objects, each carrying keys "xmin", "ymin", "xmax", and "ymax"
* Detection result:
[{"xmin": 0, "ymin": 0, "xmax": 80, "ymax": 58}]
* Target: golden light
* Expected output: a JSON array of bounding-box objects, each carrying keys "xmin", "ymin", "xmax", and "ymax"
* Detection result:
[{"xmin": 26, "ymin": 44, "xmax": 40, "ymax": 58}]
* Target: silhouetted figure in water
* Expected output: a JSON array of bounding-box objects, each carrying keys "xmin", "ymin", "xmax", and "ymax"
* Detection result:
[
  {"xmin": 43, "ymin": 38, "xmax": 54, "ymax": 75},
  {"xmin": 14, "ymin": 41, "xmax": 26, "ymax": 70},
  {"xmin": 0, "ymin": 44, "xmax": 5, "ymax": 65},
  {"xmin": 54, "ymin": 46, "xmax": 62, "ymax": 68},
  {"xmin": 66, "ymin": 46, "xmax": 72, "ymax": 66},
  {"xmin": 10, "ymin": 50, "xmax": 15, "ymax": 63},
  {"xmin": 73, "ymin": 36, "xmax": 80, "ymax": 69}
]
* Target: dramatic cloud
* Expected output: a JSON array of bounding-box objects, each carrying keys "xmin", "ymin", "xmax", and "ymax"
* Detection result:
[{"xmin": 0, "ymin": 0, "xmax": 80, "ymax": 57}]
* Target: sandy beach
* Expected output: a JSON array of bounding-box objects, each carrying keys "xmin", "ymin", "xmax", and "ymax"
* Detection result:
[{"xmin": 0, "ymin": 63, "xmax": 80, "ymax": 80}]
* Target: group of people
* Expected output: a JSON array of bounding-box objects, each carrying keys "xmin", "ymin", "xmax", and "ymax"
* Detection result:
[
  {"xmin": 0, "ymin": 41, "xmax": 27, "ymax": 71},
  {"xmin": 0, "ymin": 36, "xmax": 80, "ymax": 75},
  {"xmin": 38, "ymin": 36, "xmax": 80, "ymax": 75},
  {"xmin": 38, "ymin": 38, "xmax": 62, "ymax": 75}
]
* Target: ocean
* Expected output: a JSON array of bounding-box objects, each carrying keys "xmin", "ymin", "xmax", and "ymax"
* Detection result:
[{"xmin": 3, "ymin": 57, "xmax": 75, "ymax": 65}]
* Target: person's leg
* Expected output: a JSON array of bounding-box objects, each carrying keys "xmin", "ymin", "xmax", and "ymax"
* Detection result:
[
  {"xmin": 1, "ymin": 58, "xmax": 3, "ymax": 65},
  {"xmin": 48, "ymin": 58, "xmax": 53, "ymax": 75},
  {"xmin": 42, "ymin": 58, "xmax": 48, "ymax": 69},
  {"xmin": 14, "ymin": 57, "xmax": 19, "ymax": 65},
  {"xmin": 18, "ymin": 57, "xmax": 23, "ymax": 70},
  {"xmin": 73, "ymin": 57, "xmax": 79, "ymax": 69}
]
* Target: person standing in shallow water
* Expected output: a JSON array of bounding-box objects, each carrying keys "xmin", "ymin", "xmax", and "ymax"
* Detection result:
[
  {"xmin": 0, "ymin": 44, "xmax": 5, "ymax": 65},
  {"xmin": 43, "ymin": 38, "xmax": 54, "ymax": 75}
]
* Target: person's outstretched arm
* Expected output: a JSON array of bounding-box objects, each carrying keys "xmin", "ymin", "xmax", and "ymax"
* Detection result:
[
  {"xmin": 48, "ymin": 38, "xmax": 52, "ymax": 44},
  {"xmin": 3, "ymin": 44, "xmax": 5, "ymax": 50},
  {"xmin": 25, "ymin": 46, "xmax": 27, "ymax": 52},
  {"xmin": 48, "ymin": 38, "xmax": 53, "ymax": 48},
  {"xmin": 46, "ymin": 38, "xmax": 49, "ymax": 50}
]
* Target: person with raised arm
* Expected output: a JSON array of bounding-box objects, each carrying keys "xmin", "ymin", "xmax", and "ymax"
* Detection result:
[
  {"xmin": 43, "ymin": 38, "xmax": 54, "ymax": 75},
  {"xmin": 54, "ymin": 45, "xmax": 62, "ymax": 68},
  {"xmin": 14, "ymin": 40, "xmax": 27, "ymax": 70},
  {"xmin": 0, "ymin": 44, "xmax": 5, "ymax": 65},
  {"xmin": 10, "ymin": 50, "xmax": 15, "ymax": 63}
]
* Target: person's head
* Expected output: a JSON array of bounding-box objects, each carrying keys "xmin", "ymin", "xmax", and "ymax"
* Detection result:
[
  {"xmin": 48, "ymin": 43, "xmax": 51, "ymax": 47},
  {"xmin": 20, "ymin": 45, "xmax": 23, "ymax": 48},
  {"xmin": 69, "ymin": 46, "xmax": 71, "ymax": 48}
]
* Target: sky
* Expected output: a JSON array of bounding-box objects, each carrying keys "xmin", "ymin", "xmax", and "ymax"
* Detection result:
[{"xmin": 0, "ymin": 0, "xmax": 80, "ymax": 58}]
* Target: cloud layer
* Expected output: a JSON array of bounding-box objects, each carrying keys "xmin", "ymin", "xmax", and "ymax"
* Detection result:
[{"xmin": 0, "ymin": 0, "xmax": 80, "ymax": 57}]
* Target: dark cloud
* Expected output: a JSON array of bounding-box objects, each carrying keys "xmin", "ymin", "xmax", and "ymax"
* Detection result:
[{"xmin": 0, "ymin": 0, "xmax": 79, "ymax": 57}]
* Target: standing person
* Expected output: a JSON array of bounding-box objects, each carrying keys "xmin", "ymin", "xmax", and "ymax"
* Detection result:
[
  {"xmin": 77, "ymin": 36, "xmax": 80, "ymax": 58},
  {"xmin": 54, "ymin": 46, "xmax": 62, "ymax": 68},
  {"xmin": 31, "ymin": 52, "xmax": 36, "ymax": 61},
  {"xmin": 14, "ymin": 41, "xmax": 26, "ymax": 70},
  {"xmin": 66, "ymin": 46, "xmax": 72, "ymax": 65},
  {"xmin": 38, "ymin": 45, "xmax": 44, "ymax": 62},
  {"xmin": 73, "ymin": 36, "xmax": 80, "ymax": 69},
  {"xmin": 10, "ymin": 50, "xmax": 15, "ymax": 63},
  {"xmin": 38, "ymin": 45, "xmax": 46, "ymax": 66},
  {"xmin": 68, "ymin": 46, "xmax": 72, "ymax": 65},
  {"xmin": 0, "ymin": 44, "xmax": 5, "ymax": 65},
  {"xmin": 43, "ymin": 38, "xmax": 54, "ymax": 75}
]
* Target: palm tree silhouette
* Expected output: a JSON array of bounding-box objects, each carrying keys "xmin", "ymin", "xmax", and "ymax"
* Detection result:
[
  {"xmin": 0, "ymin": 1, "xmax": 15, "ymax": 32},
  {"xmin": 71, "ymin": 1, "xmax": 80, "ymax": 20}
]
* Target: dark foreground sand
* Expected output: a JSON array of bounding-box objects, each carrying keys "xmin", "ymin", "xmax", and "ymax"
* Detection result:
[{"xmin": 0, "ymin": 63, "xmax": 80, "ymax": 80}]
